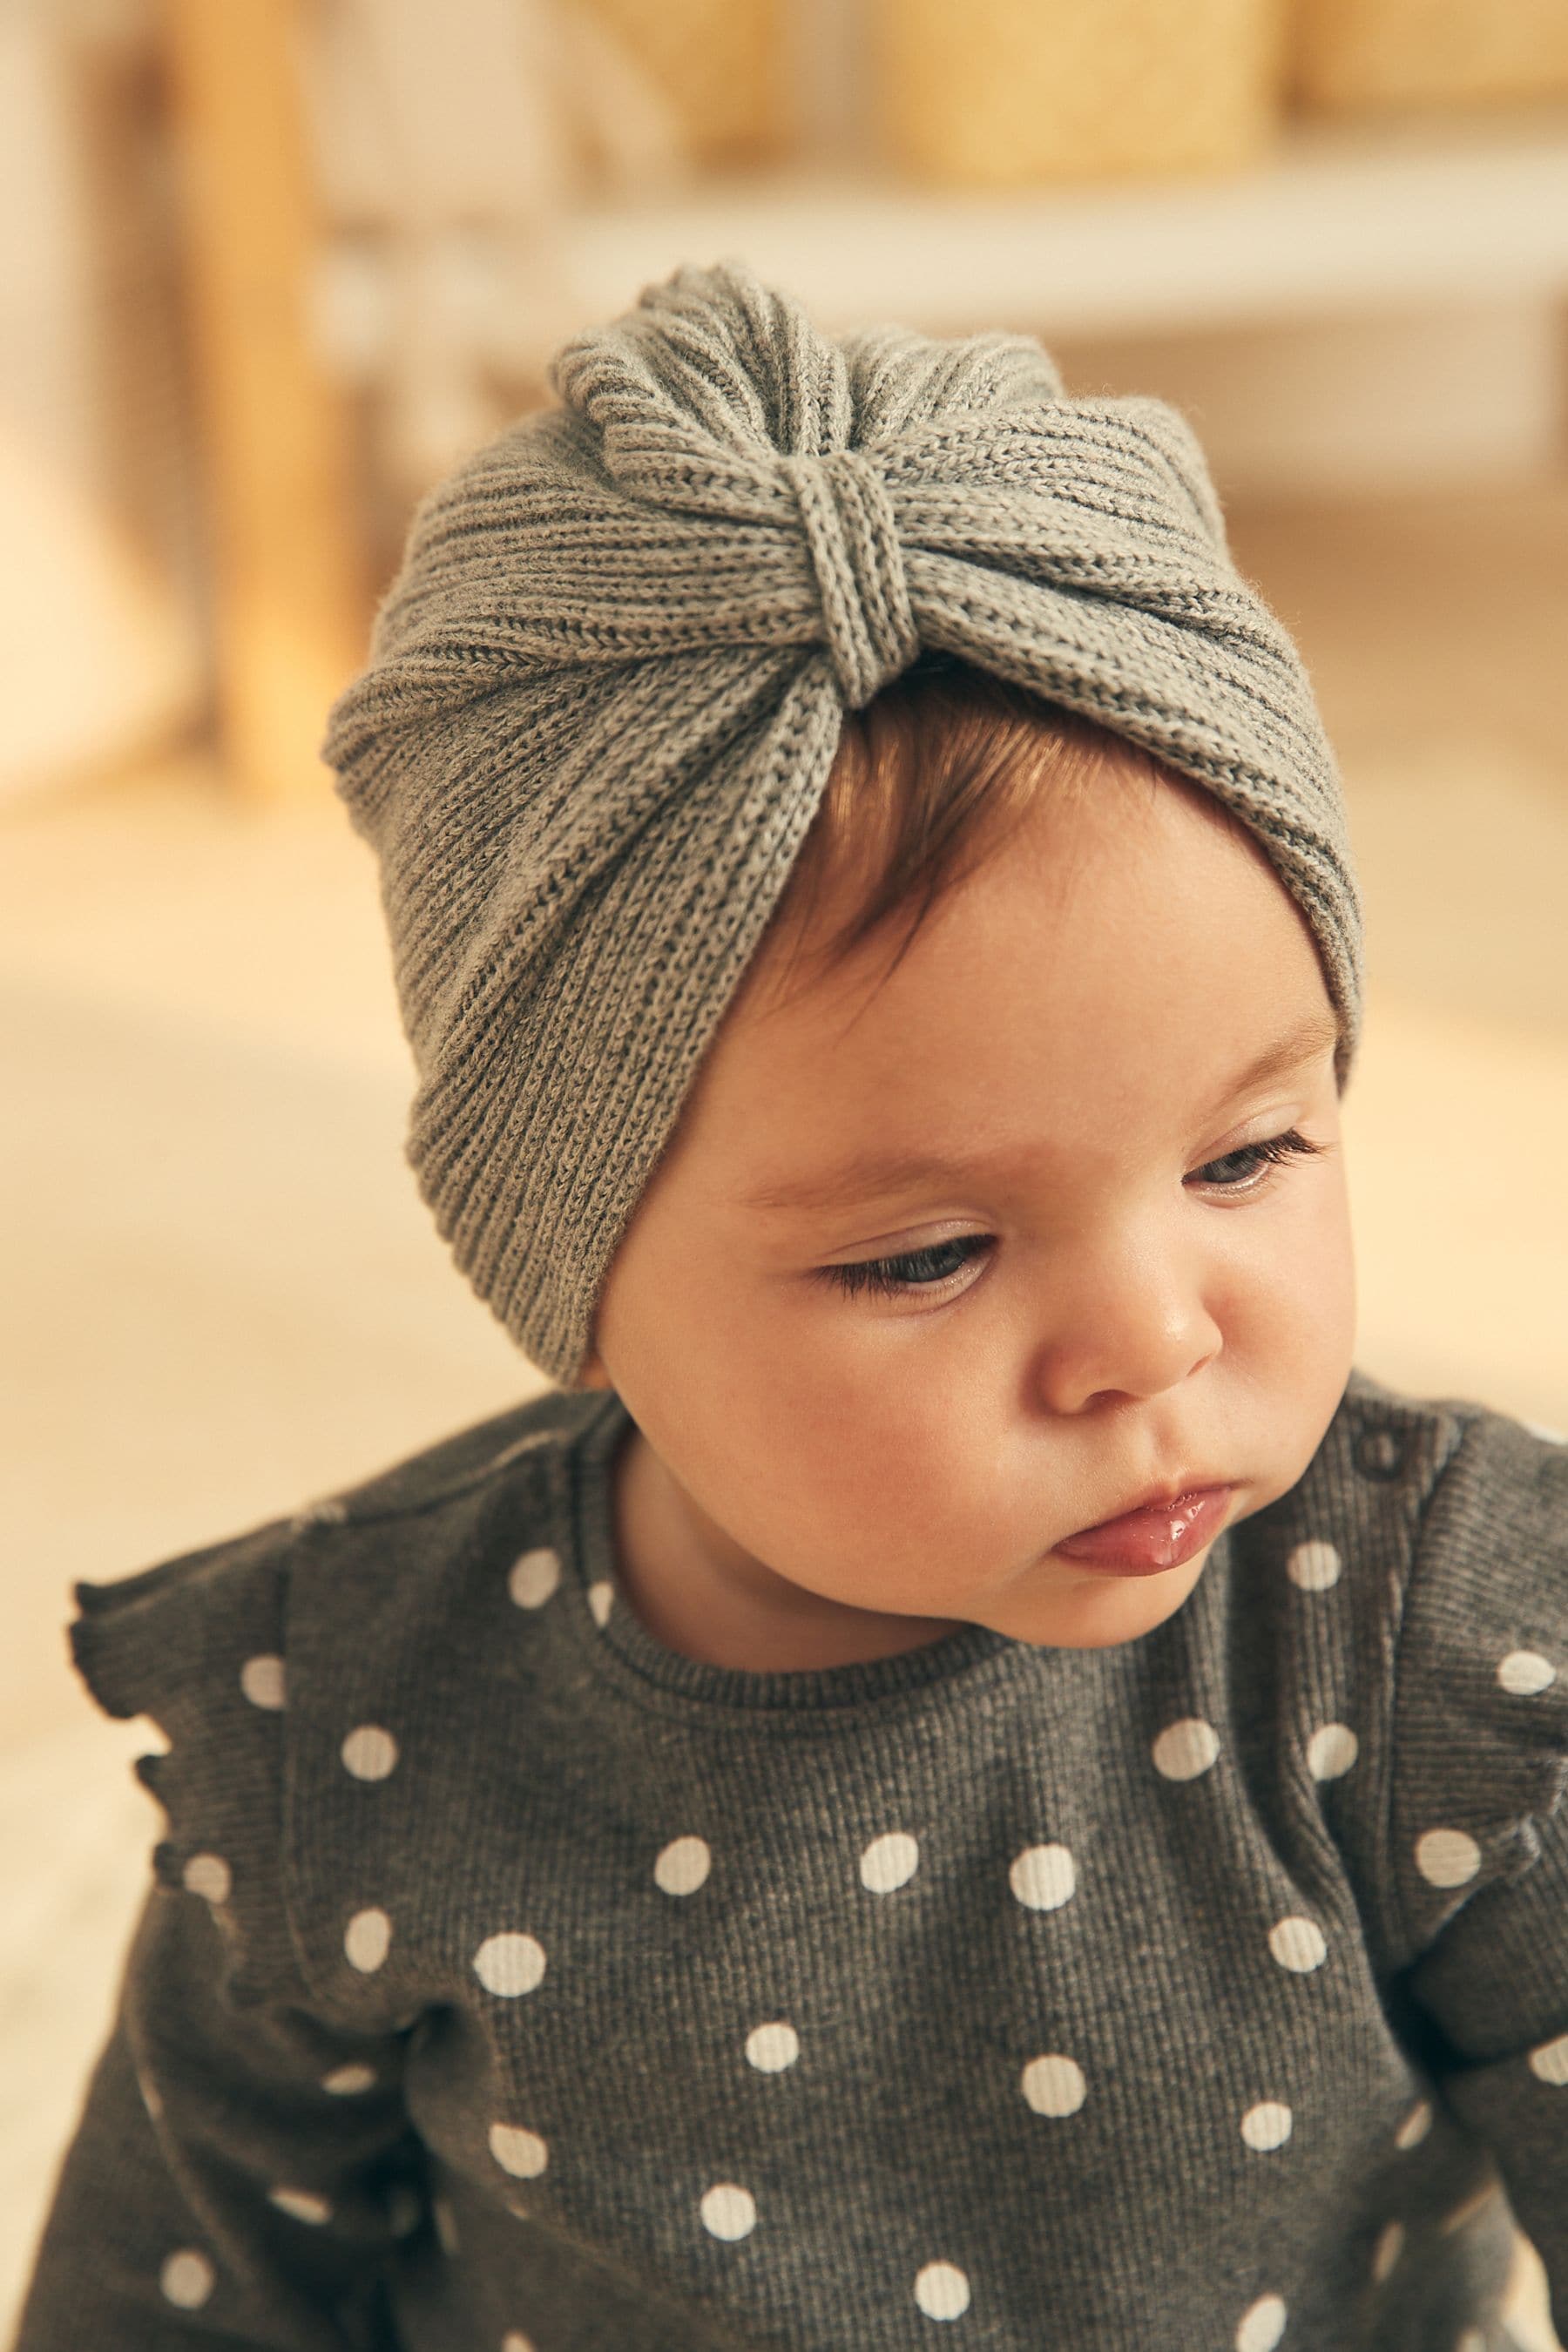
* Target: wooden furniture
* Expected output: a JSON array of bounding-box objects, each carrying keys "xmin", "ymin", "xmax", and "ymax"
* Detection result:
[
  {"xmin": 149, "ymin": 0, "xmax": 1568, "ymax": 798},
  {"xmin": 157, "ymin": 0, "xmax": 368, "ymax": 801}
]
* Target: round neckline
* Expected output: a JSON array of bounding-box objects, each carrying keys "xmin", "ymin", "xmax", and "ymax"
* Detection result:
[{"xmin": 562, "ymin": 1389, "xmax": 1023, "ymax": 1713}]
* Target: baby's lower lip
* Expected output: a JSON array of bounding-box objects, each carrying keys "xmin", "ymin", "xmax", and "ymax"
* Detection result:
[{"xmin": 1054, "ymin": 1487, "xmax": 1234, "ymax": 1577}]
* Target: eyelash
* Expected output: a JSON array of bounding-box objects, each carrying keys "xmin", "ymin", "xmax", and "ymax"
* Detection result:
[{"xmin": 818, "ymin": 1129, "xmax": 1326, "ymax": 1302}]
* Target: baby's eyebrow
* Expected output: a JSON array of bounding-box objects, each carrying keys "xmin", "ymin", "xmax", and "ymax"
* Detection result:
[{"xmin": 739, "ymin": 1010, "xmax": 1340, "ymax": 1216}]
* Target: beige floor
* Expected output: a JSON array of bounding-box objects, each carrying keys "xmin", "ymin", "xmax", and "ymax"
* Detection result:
[{"xmin": 2, "ymin": 478, "xmax": 1565, "ymax": 2344}]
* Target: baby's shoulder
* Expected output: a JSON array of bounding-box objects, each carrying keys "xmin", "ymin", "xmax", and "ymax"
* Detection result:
[
  {"xmin": 71, "ymin": 1384, "xmax": 591, "ymax": 1703},
  {"xmin": 1287, "ymin": 1364, "xmax": 1566, "ymax": 1566},
  {"xmin": 1271, "ymin": 1367, "xmax": 1567, "ymax": 1972},
  {"xmin": 293, "ymin": 1382, "xmax": 595, "ymax": 1531},
  {"xmin": 69, "ymin": 1387, "xmax": 600, "ymax": 2013},
  {"xmin": 1278, "ymin": 1366, "xmax": 1567, "ymax": 1697},
  {"xmin": 273, "ymin": 1383, "xmax": 598, "ymax": 1691}
]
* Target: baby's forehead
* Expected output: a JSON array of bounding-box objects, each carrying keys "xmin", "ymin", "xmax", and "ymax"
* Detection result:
[
  {"xmin": 748, "ymin": 749, "xmax": 1287, "ymax": 1026},
  {"xmin": 719, "ymin": 993, "xmax": 1340, "ymax": 1233},
  {"xmin": 693, "ymin": 778, "xmax": 1339, "ymax": 1199}
]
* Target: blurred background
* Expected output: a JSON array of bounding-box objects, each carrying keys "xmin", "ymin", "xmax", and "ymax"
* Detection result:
[{"xmin": 2, "ymin": 0, "xmax": 1565, "ymax": 2339}]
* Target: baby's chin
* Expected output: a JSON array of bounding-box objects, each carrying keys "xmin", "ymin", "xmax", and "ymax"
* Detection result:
[{"xmin": 980, "ymin": 1543, "xmax": 1216, "ymax": 1652}]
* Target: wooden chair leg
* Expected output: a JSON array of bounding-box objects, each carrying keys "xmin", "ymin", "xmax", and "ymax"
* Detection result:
[{"xmin": 157, "ymin": 0, "xmax": 368, "ymax": 800}]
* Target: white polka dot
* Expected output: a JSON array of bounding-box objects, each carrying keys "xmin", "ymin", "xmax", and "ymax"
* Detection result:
[
  {"xmin": 322, "ymin": 2063, "xmax": 376, "ymax": 2096},
  {"xmin": 1234, "ymin": 2295, "xmax": 1287, "ymax": 2352},
  {"xmin": 1528, "ymin": 2031, "xmax": 1568, "ymax": 2087},
  {"xmin": 1009, "ymin": 1842, "xmax": 1076, "ymax": 1910},
  {"xmin": 1288, "ymin": 1539, "xmax": 1342, "ymax": 1592},
  {"xmin": 474, "ymin": 1931, "xmax": 547, "ymax": 1997},
  {"xmin": 1152, "ymin": 1718, "xmax": 1220, "ymax": 1781},
  {"xmin": 1416, "ymin": 1828, "xmax": 1481, "ymax": 1888},
  {"xmin": 655, "ymin": 1835, "xmax": 712, "ymax": 1895},
  {"xmin": 1268, "ymin": 1916, "xmax": 1327, "ymax": 1972},
  {"xmin": 1522, "ymin": 1419, "xmax": 1567, "ymax": 1445},
  {"xmin": 1498, "ymin": 1649, "xmax": 1557, "ymax": 1695},
  {"xmin": 490, "ymin": 2122, "xmax": 548, "ymax": 2178},
  {"xmin": 385, "ymin": 2185, "xmax": 423, "ymax": 2238},
  {"xmin": 160, "ymin": 2248, "xmax": 215, "ymax": 2308},
  {"xmin": 183, "ymin": 1853, "xmax": 231, "ymax": 1905},
  {"xmin": 861, "ymin": 1831, "xmax": 920, "ymax": 1893},
  {"xmin": 501, "ymin": 2335, "xmax": 537, "ymax": 2352},
  {"xmin": 1021, "ymin": 2053, "xmax": 1086, "ymax": 2116},
  {"xmin": 746, "ymin": 2022, "xmax": 799, "ymax": 2072},
  {"xmin": 341, "ymin": 1725, "xmax": 399, "ymax": 1781},
  {"xmin": 1306, "ymin": 1722, "xmax": 1358, "ymax": 1780},
  {"xmin": 914, "ymin": 2261, "xmax": 970, "ymax": 2321},
  {"xmin": 700, "ymin": 2183, "xmax": 756, "ymax": 2240},
  {"xmin": 1371, "ymin": 2220, "xmax": 1404, "ymax": 2281},
  {"xmin": 433, "ymin": 2195, "xmax": 460, "ymax": 2255},
  {"xmin": 344, "ymin": 1907, "xmax": 392, "ymax": 1971},
  {"xmin": 587, "ymin": 1579, "xmax": 613, "ymax": 1627},
  {"xmin": 1240, "ymin": 2100, "xmax": 1293, "ymax": 2151},
  {"xmin": 1395, "ymin": 2099, "xmax": 1432, "ymax": 2148},
  {"xmin": 240, "ymin": 1653, "xmax": 286, "ymax": 1709},
  {"xmin": 139, "ymin": 2070, "xmax": 165, "ymax": 2121},
  {"xmin": 269, "ymin": 2186, "xmax": 331, "ymax": 2225},
  {"xmin": 508, "ymin": 1548, "xmax": 561, "ymax": 1608}
]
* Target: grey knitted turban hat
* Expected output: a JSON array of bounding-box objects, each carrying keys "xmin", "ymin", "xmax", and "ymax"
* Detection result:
[{"xmin": 323, "ymin": 259, "xmax": 1362, "ymax": 1387}]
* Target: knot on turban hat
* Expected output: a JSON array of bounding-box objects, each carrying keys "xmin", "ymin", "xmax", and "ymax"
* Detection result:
[{"xmin": 323, "ymin": 259, "xmax": 1362, "ymax": 1385}]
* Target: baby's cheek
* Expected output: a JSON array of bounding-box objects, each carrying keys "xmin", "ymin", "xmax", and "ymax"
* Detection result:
[
  {"xmin": 1274, "ymin": 1206, "xmax": 1357, "ymax": 1407},
  {"xmin": 829, "ymin": 1443, "xmax": 996, "ymax": 1594}
]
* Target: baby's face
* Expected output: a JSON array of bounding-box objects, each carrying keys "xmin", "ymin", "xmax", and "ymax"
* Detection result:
[{"xmin": 581, "ymin": 763, "xmax": 1356, "ymax": 1668}]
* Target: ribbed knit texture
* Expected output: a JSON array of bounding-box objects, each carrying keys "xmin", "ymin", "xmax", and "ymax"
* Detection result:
[
  {"xmin": 17, "ymin": 1371, "xmax": 1567, "ymax": 2351},
  {"xmin": 321, "ymin": 260, "xmax": 1363, "ymax": 1384}
]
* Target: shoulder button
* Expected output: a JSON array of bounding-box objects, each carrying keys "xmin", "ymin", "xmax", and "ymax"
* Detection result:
[{"xmin": 1354, "ymin": 1427, "xmax": 1404, "ymax": 1480}]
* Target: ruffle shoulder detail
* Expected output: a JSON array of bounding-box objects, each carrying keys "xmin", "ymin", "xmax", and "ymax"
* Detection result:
[
  {"xmin": 1386, "ymin": 1395, "xmax": 1568, "ymax": 2005},
  {"xmin": 69, "ymin": 1388, "xmax": 595, "ymax": 2023},
  {"xmin": 70, "ymin": 1515, "xmax": 308, "ymax": 2007}
]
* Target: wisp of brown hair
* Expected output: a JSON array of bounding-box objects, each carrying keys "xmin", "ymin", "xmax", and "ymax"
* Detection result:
[{"xmin": 760, "ymin": 656, "xmax": 1177, "ymax": 1011}]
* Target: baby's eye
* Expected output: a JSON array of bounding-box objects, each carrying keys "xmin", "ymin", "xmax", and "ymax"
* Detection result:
[
  {"xmin": 816, "ymin": 1130, "xmax": 1324, "ymax": 1303},
  {"xmin": 1191, "ymin": 1127, "xmax": 1323, "ymax": 1193},
  {"xmin": 820, "ymin": 1233, "xmax": 991, "ymax": 1301}
]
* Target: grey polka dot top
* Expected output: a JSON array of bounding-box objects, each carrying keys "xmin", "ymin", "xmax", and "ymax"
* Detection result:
[{"xmin": 16, "ymin": 1368, "xmax": 1567, "ymax": 2352}]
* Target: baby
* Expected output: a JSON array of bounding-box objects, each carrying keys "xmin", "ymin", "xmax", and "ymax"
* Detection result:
[
  {"xmin": 570, "ymin": 668, "xmax": 1351, "ymax": 1675},
  {"xmin": 16, "ymin": 263, "xmax": 1565, "ymax": 2352}
]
